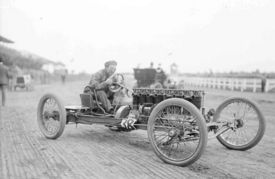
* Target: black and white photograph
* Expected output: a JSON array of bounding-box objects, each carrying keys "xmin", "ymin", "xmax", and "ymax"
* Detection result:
[{"xmin": 0, "ymin": 0, "xmax": 275, "ymax": 178}]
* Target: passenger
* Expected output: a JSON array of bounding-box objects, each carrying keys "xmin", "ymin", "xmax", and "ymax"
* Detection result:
[
  {"xmin": 87, "ymin": 60, "xmax": 117, "ymax": 113},
  {"xmin": 155, "ymin": 63, "xmax": 166, "ymax": 86}
]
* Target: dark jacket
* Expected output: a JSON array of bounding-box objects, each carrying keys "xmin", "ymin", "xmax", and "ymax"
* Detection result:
[
  {"xmin": 89, "ymin": 69, "xmax": 111, "ymax": 90},
  {"xmin": 0, "ymin": 63, "xmax": 10, "ymax": 85}
]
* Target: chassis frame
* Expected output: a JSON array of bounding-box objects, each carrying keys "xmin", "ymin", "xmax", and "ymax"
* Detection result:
[{"xmin": 37, "ymin": 86, "xmax": 266, "ymax": 167}]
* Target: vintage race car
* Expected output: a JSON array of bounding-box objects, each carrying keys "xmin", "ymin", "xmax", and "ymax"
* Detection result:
[{"xmin": 37, "ymin": 78, "xmax": 266, "ymax": 166}]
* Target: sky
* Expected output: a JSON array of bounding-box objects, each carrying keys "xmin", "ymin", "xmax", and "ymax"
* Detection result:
[{"xmin": 0, "ymin": 0, "xmax": 275, "ymax": 74}]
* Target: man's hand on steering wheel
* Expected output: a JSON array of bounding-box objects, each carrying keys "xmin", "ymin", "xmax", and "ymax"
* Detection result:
[
  {"xmin": 107, "ymin": 73, "xmax": 122, "ymax": 93},
  {"xmin": 109, "ymin": 82, "xmax": 123, "ymax": 93},
  {"xmin": 106, "ymin": 73, "xmax": 133, "ymax": 96}
]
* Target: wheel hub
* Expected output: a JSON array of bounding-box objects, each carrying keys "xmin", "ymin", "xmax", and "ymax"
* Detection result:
[
  {"xmin": 168, "ymin": 129, "xmax": 178, "ymax": 137},
  {"xmin": 235, "ymin": 118, "xmax": 244, "ymax": 128},
  {"xmin": 43, "ymin": 111, "xmax": 59, "ymax": 121}
]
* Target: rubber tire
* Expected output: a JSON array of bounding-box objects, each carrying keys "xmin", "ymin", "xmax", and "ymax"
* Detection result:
[
  {"xmin": 213, "ymin": 97, "xmax": 266, "ymax": 150},
  {"xmin": 147, "ymin": 98, "xmax": 208, "ymax": 166},
  {"xmin": 37, "ymin": 93, "xmax": 66, "ymax": 139}
]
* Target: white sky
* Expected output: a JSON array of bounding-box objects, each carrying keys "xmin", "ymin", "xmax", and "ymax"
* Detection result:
[{"xmin": 0, "ymin": 0, "xmax": 275, "ymax": 74}]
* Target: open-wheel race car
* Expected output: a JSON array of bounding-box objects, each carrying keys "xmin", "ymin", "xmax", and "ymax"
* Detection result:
[{"xmin": 37, "ymin": 81, "xmax": 266, "ymax": 166}]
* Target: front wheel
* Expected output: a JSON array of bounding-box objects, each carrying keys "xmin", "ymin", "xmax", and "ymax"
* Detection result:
[
  {"xmin": 37, "ymin": 93, "xmax": 66, "ymax": 139},
  {"xmin": 213, "ymin": 97, "xmax": 266, "ymax": 150},
  {"xmin": 147, "ymin": 98, "xmax": 207, "ymax": 166}
]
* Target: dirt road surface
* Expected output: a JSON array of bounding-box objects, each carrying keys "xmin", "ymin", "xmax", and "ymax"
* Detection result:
[{"xmin": 1, "ymin": 79, "xmax": 275, "ymax": 179}]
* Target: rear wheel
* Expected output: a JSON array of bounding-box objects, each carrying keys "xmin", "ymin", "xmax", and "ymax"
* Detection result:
[
  {"xmin": 213, "ymin": 97, "xmax": 265, "ymax": 150},
  {"xmin": 37, "ymin": 93, "xmax": 66, "ymax": 139},
  {"xmin": 148, "ymin": 98, "xmax": 207, "ymax": 166}
]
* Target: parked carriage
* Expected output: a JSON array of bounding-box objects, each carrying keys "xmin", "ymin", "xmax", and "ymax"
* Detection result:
[{"xmin": 14, "ymin": 74, "xmax": 33, "ymax": 91}]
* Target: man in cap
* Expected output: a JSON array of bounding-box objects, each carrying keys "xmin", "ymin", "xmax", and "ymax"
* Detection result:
[
  {"xmin": 0, "ymin": 57, "xmax": 11, "ymax": 106},
  {"xmin": 88, "ymin": 60, "xmax": 117, "ymax": 113}
]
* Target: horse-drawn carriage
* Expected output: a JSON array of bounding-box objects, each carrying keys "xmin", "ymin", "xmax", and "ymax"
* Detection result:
[{"xmin": 37, "ymin": 77, "xmax": 265, "ymax": 166}]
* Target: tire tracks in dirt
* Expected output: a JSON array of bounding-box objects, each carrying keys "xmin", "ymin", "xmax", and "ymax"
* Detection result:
[
  {"xmin": 60, "ymin": 125, "xmax": 234, "ymax": 178},
  {"xmin": 2, "ymin": 108, "xmax": 54, "ymax": 178}
]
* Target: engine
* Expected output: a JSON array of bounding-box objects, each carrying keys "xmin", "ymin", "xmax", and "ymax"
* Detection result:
[{"xmin": 132, "ymin": 88, "xmax": 204, "ymax": 123}]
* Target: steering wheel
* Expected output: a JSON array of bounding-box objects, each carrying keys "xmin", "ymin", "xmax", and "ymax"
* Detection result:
[
  {"xmin": 108, "ymin": 73, "xmax": 125, "ymax": 93},
  {"xmin": 109, "ymin": 82, "xmax": 123, "ymax": 93},
  {"xmin": 108, "ymin": 74, "xmax": 133, "ymax": 96}
]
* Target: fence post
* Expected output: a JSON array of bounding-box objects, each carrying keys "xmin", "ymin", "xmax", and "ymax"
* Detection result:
[
  {"xmin": 253, "ymin": 79, "xmax": 257, "ymax": 93},
  {"xmin": 223, "ymin": 78, "xmax": 226, "ymax": 90},
  {"xmin": 219, "ymin": 78, "xmax": 222, "ymax": 89},
  {"xmin": 202, "ymin": 78, "xmax": 206, "ymax": 87},
  {"xmin": 265, "ymin": 79, "xmax": 270, "ymax": 92},
  {"xmin": 241, "ymin": 79, "xmax": 246, "ymax": 92},
  {"xmin": 224, "ymin": 78, "xmax": 227, "ymax": 90},
  {"xmin": 230, "ymin": 78, "xmax": 234, "ymax": 91}
]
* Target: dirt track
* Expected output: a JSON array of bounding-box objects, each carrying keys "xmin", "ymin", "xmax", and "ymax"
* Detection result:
[{"xmin": 1, "ymin": 80, "xmax": 275, "ymax": 179}]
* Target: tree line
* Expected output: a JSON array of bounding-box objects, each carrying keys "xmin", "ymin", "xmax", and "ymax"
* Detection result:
[{"xmin": 0, "ymin": 44, "xmax": 53, "ymax": 70}]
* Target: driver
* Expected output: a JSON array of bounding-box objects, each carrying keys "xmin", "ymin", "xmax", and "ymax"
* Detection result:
[{"xmin": 88, "ymin": 60, "xmax": 117, "ymax": 113}]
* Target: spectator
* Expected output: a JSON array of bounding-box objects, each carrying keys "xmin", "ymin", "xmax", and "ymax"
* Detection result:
[
  {"xmin": 7, "ymin": 68, "xmax": 13, "ymax": 91},
  {"xmin": 0, "ymin": 57, "xmax": 11, "ymax": 106},
  {"xmin": 61, "ymin": 69, "xmax": 68, "ymax": 84},
  {"xmin": 150, "ymin": 62, "xmax": 154, "ymax": 68},
  {"xmin": 261, "ymin": 75, "xmax": 267, "ymax": 93},
  {"xmin": 8, "ymin": 63, "xmax": 20, "ymax": 91},
  {"xmin": 155, "ymin": 63, "xmax": 167, "ymax": 85}
]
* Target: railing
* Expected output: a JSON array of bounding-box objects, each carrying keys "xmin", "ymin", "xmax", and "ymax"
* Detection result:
[
  {"xmin": 173, "ymin": 76, "xmax": 275, "ymax": 93},
  {"xmin": 266, "ymin": 79, "xmax": 275, "ymax": 92}
]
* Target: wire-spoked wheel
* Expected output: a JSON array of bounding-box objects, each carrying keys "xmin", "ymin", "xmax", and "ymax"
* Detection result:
[
  {"xmin": 37, "ymin": 93, "xmax": 66, "ymax": 139},
  {"xmin": 213, "ymin": 97, "xmax": 265, "ymax": 150},
  {"xmin": 147, "ymin": 98, "xmax": 207, "ymax": 166}
]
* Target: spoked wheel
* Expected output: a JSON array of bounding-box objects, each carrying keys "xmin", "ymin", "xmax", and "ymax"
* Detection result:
[
  {"xmin": 213, "ymin": 97, "xmax": 265, "ymax": 150},
  {"xmin": 37, "ymin": 93, "xmax": 66, "ymax": 139},
  {"xmin": 148, "ymin": 98, "xmax": 207, "ymax": 166}
]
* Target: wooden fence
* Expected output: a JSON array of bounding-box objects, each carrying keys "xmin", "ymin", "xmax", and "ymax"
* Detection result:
[{"xmin": 172, "ymin": 76, "xmax": 275, "ymax": 93}]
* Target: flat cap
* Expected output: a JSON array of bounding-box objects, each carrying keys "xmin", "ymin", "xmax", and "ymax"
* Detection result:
[{"xmin": 104, "ymin": 60, "xmax": 117, "ymax": 67}]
